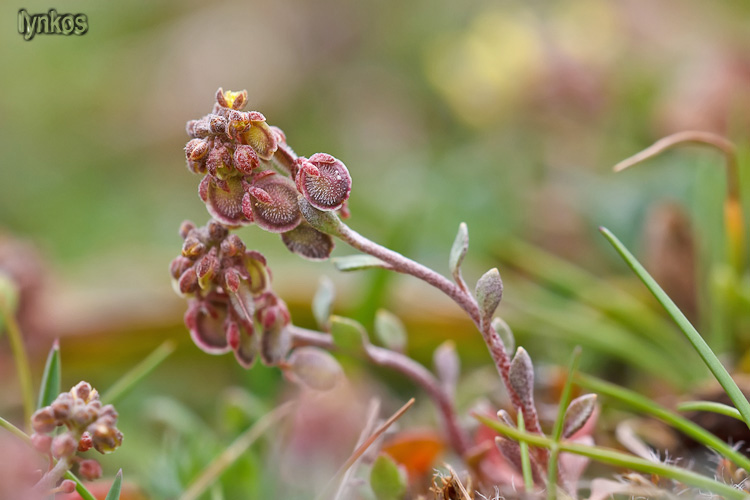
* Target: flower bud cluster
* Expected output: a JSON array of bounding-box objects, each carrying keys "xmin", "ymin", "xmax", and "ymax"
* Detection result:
[
  {"xmin": 171, "ymin": 219, "xmax": 292, "ymax": 367},
  {"xmin": 184, "ymin": 88, "xmax": 352, "ymax": 261},
  {"xmin": 30, "ymin": 382, "xmax": 122, "ymax": 481}
]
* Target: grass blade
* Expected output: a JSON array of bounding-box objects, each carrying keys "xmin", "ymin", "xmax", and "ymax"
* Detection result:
[
  {"xmin": 599, "ymin": 226, "xmax": 750, "ymax": 428},
  {"xmin": 102, "ymin": 340, "xmax": 176, "ymax": 405},
  {"xmin": 677, "ymin": 401, "xmax": 743, "ymax": 421},
  {"xmin": 37, "ymin": 340, "xmax": 61, "ymax": 409},
  {"xmin": 576, "ymin": 373, "xmax": 750, "ymax": 472},
  {"xmin": 475, "ymin": 414, "xmax": 750, "ymax": 500},
  {"xmin": 104, "ymin": 469, "xmax": 123, "ymax": 500},
  {"xmin": 517, "ymin": 412, "xmax": 534, "ymax": 493}
]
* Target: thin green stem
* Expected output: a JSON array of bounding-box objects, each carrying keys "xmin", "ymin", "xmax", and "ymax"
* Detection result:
[
  {"xmin": 0, "ymin": 296, "xmax": 34, "ymax": 429},
  {"xmin": 547, "ymin": 347, "xmax": 582, "ymax": 500},
  {"xmin": 576, "ymin": 374, "xmax": 750, "ymax": 472},
  {"xmin": 600, "ymin": 227, "xmax": 750, "ymax": 428},
  {"xmin": 677, "ymin": 401, "xmax": 743, "ymax": 421},
  {"xmin": 517, "ymin": 413, "xmax": 534, "ymax": 493},
  {"xmin": 476, "ymin": 414, "xmax": 750, "ymax": 500},
  {"xmin": 0, "ymin": 415, "xmax": 31, "ymax": 444},
  {"xmin": 102, "ymin": 340, "xmax": 176, "ymax": 405},
  {"xmin": 181, "ymin": 401, "xmax": 293, "ymax": 500}
]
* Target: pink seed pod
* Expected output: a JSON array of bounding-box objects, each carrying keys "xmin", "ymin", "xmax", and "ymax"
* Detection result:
[
  {"xmin": 281, "ymin": 222, "xmax": 334, "ymax": 261},
  {"xmin": 204, "ymin": 176, "xmax": 248, "ymax": 226},
  {"xmin": 185, "ymin": 139, "xmax": 209, "ymax": 161},
  {"xmin": 233, "ymin": 145, "xmax": 260, "ymax": 174},
  {"xmin": 242, "ymin": 174, "xmax": 301, "ymax": 233},
  {"xmin": 295, "ymin": 153, "xmax": 351, "ymax": 211},
  {"xmin": 184, "ymin": 300, "xmax": 231, "ymax": 354}
]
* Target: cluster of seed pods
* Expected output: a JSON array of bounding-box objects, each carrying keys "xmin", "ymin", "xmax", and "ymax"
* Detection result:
[
  {"xmin": 170, "ymin": 220, "xmax": 292, "ymax": 368},
  {"xmin": 184, "ymin": 88, "xmax": 352, "ymax": 261}
]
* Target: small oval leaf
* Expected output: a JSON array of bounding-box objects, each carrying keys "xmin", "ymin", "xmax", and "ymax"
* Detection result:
[
  {"xmin": 433, "ymin": 341, "xmax": 459, "ymax": 398},
  {"xmin": 370, "ymin": 453, "xmax": 407, "ymax": 500},
  {"xmin": 475, "ymin": 268, "xmax": 503, "ymax": 324},
  {"xmin": 330, "ymin": 315, "xmax": 369, "ymax": 354},
  {"xmin": 491, "ymin": 317, "xmax": 515, "ymax": 354},
  {"xmin": 288, "ymin": 346, "xmax": 343, "ymax": 391},
  {"xmin": 449, "ymin": 222, "xmax": 469, "ymax": 287},
  {"xmin": 312, "ymin": 276, "xmax": 335, "ymax": 331},
  {"xmin": 562, "ymin": 394, "xmax": 597, "ymax": 439},
  {"xmin": 374, "ymin": 309, "xmax": 407, "ymax": 353},
  {"xmin": 509, "ymin": 347, "xmax": 534, "ymax": 407},
  {"xmin": 332, "ymin": 255, "xmax": 390, "ymax": 272}
]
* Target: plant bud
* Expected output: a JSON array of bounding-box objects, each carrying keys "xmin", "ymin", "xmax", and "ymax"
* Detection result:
[
  {"xmin": 206, "ymin": 220, "xmax": 228, "ymax": 242},
  {"xmin": 475, "ymin": 268, "xmax": 503, "ymax": 325},
  {"xmin": 242, "ymin": 175, "xmax": 301, "ymax": 233},
  {"xmin": 179, "ymin": 220, "xmax": 197, "ymax": 239},
  {"xmin": 220, "ymin": 233, "xmax": 246, "ymax": 257},
  {"xmin": 240, "ymin": 114, "xmax": 278, "ymax": 160},
  {"xmin": 185, "ymin": 139, "xmax": 209, "ymax": 161},
  {"xmin": 31, "ymin": 408, "xmax": 57, "ymax": 434},
  {"xmin": 186, "ymin": 119, "xmax": 211, "ymax": 138},
  {"xmin": 51, "ymin": 434, "xmax": 77, "ymax": 459},
  {"xmin": 30, "ymin": 433, "xmax": 52, "ymax": 453},
  {"xmin": 562, "ymin": 394, "xmax": 597, "ymax": 439},
  {"xmin": 232, "ymin": 325, "xmax": 259, "ymax": 368},
  {"xmin": 78, "ymin": 459, "xmax": 103, "ymax": 481},
  {"xmin": 72, "ymin": 381, "xmax": 94, "ymax": 402},
  {"xmin": 206, "ymin": 144, "xmax": 232, "ymax": 179},
  {"xmin": 181, "ymin": 236, "xmax": 205, "ymax": 258},
  {"xmin": 78, "ymin": 431, "xmax": 93, "ymax": 452},
  {"xmin": 178, "ymin": 267, "xmax": 199, "ymax": 295},
  {"xmin": 288, "ymin": 347, "xmax": 343, "ymax": 391},
  {"xmin": 295, "ymin": 153, "xmax": 352, "ymax": 211},
  {"xmin": 243, "ymin": 251, "xmax": 270, "ymax": 294},
  {"xmin": 233, "ymin": 145, "xmax": 260, "ymax": 174},
  {"xmin": 208, "ymin": 114, "xmax": 227, "ymax": 135},
  {"xmin": 59, "ymin": 480, "xmax": 77, "ymax": 494},
  {"xmin": 90, "ymin": 422, "xmax": 124, "ymax": 454}
]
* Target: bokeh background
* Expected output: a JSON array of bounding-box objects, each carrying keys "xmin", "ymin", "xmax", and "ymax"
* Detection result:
[{"xmin": 2, "ymin": 0, "xmax": 750, "ymax": 497}]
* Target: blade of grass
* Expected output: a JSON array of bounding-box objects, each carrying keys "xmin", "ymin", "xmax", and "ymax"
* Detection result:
[
  {"xmin": 576, "ymin": 373, "xmax": 750, "ymax": 472},
  {"xmin": 677, "ymin": 401, "xmax": 743, "ymax": 421},
  {"xmin": 517, "ymin": 412, "xmax": 534, "ymax": 493},
  {"xmin": 102, "ymin": 340, "xmax": 176, "ymax": 405},
  {"xmin": 475, "ymin": 414, "xmax": 750, "ymax": 500},
  {"xmin": 37, "ymin": 340, "xmax": 61, "ymax": 409},
  {"xmin": 104, "ymin": 469, "xmax": 123, "ymax": 500},
  {"xmin": 547, "ymin": 347, "xmax": 582, "ymax": 500},
  {"xmin": 600, "ymin": 226, "xmax": 750, "ymax": 428},
  {"xmin": 0, "ymin": 294, "xmax": 34, "ymax": 427},
  {"xmin": 180, "ymin": 400, "xmax": 293, "ymax": 500}
]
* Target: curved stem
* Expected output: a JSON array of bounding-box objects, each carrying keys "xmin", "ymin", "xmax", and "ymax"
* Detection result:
[
  {"xmin": 0, "ymin": 294, "xmax": 34, "ymax": 428},
  {"xmin": 333, "ymin": 222, "xmax": 542, "ymax": 437},
  {"xmin": 289, "ymin": 325, "xmax": 472, "ymax": 456}
]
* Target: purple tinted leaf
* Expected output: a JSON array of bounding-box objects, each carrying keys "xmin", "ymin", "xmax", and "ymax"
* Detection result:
[
  {"xmin": 562, "ymin": 394, "xmax": 597, "ymax": 439},
  {"xmin": 281, "ymin": 222, "xmax": 334, "ymax": 260},
  {"xmin": 509, "ymin": 347, "xmax": 534, "ymax": 407},
  {"xmin": 288, "ymin": 346, "xmax": 343, "ymax": 391},
  {"xmin": 475, "ymin": 268, "xmax": 503, "ymax": 325}
]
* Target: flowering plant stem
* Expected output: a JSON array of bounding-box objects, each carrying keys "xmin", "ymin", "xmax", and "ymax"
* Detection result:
[
  {"xmin": 333, "ymin": 220, "xmax": 543, "ymax": 437},
  {"xmin": 289, "ymin": 325, "xmax": 471, "ymax": 456}
]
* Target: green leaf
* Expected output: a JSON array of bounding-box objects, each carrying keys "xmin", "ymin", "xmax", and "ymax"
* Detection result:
[
  {"xmin": 370, "ymin": 454, "xmax": 406, "ymax": 500},
  {"xmin": 374, "ymin": 309, "xmax": 407, "ymax": 352},
  {"xmin": 312, "ymin": 276, "xmax": 335, "ymax": 331},
  {"xmin": 0, "ymin": 273, "xmax": 18, "ymax": 335},
  {"xmin": 677, "ymin": 400, "xmax": 743, "ymax": 421},
  {"xmin": 332, "ymin": 255, "xmax": 390, "ymax": 272},
  {"xmin": 516, "ymin": 413, "xmax": 534, "ymax": 493},
  {"xmin": 449, "ymin": 222, "xmax": 468, "ymax": 287},
  {"xmin": 330, "ymin": 316, "xmax": 369, "ymax": 354},
  {"xmin": 475, "ymin": 268, "xmax": 503, "ymax": 324},
  {"xmin": 491, "ymin": 317, "xmax": 515, "ymax": 354},
  {"xmin": 599, "ymin": 227, "xmax": 750, "ymax": 428},
  {"xmin": 104, "ymin": 470, "xmax": 123, "ymax": 500},
  {"xmin": 37, "ymin": 340, "xmax": 61, "ymax": 409}
]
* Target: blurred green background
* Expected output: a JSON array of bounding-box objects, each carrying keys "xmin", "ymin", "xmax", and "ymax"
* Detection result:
[{"xmin": 3, "ymin": 0, "xmax": 750, "ymax": 497}]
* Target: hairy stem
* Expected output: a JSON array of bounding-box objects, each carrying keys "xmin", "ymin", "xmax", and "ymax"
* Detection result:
[
  {"xmin": 289, "ymin": 325, "xmax": 472, "ymax": 456},
  {"xmin": 333, "ymin": 222, "xmax": 542, "ymax": 437}
]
